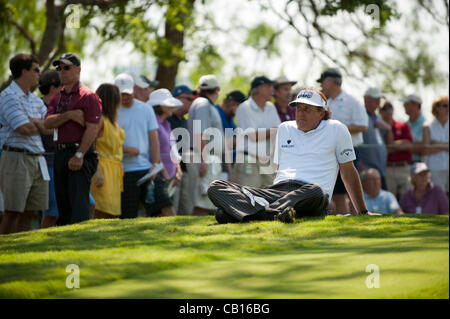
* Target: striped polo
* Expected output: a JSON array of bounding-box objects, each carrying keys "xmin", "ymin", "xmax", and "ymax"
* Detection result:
[{"xmin": 0, "ymin": 81, "xmax": 46, "ymax": 153}]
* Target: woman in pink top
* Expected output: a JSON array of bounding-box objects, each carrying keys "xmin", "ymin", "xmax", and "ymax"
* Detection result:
[{"xmin": 147, "ymin": 89, "xmax": 183, "ymax": 217}]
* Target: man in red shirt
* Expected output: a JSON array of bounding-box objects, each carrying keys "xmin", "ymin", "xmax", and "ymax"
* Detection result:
[
  {"xmin": 44, "ymin": 53, "xmax": 102, "ymax": 225},
  {"xmin": 380, "ymin": 102, "xmax": 413, "ymax": 199}
]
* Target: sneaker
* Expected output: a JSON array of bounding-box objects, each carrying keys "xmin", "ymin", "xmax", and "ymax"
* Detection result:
[
  {"xmin": 215, "ymin": 208, "xmax": 239, "ymax": 224},
  {"xmin": 276, "ymin": 207, "xmax": 296, "ymax": 223}
]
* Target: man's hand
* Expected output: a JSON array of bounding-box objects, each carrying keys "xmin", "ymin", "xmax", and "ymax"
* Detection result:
[
  {"xmin": 94, "ymin": 169, "xmax": 104, "ymax": 187},
  {"xmin": 68, "ymin": 156, "xmax": 83, "ymax": 171},
  {"xmin": 174, "ymin": 167, "xmax": 183, "ymax": 186},
  {"xmin": 199, "ymin": 162, "xmax": 208, "ymax": 177},
  {"xmin": 69, "ymin": 109, "xmax": 85, "ymax": 127},
  {"xmin": 367, "ymin": 211, "xmax": 382, "ymax": 216}
]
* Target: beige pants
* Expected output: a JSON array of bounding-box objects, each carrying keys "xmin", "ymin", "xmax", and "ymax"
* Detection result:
[
  {"xmin": 0, "ymin": 151, "xmax": 48, "ymax": 212},
  {"xmin": 385, "ymin": 165, "xmax": 412, "ymax": 199}
]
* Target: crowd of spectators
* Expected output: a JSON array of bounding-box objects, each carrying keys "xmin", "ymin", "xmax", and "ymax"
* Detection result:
[{"xmin": 0, "ymin": 53, "xmax": 448, "ymax": 234}]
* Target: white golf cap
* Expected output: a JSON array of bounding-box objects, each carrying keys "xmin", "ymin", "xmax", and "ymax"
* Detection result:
[
  {"xmin": 148, "ymin": 88, "xmax": 183, "ymax": 108},
  {"xmin": 114, "ymin": 73, "xmax": 134, "ymax": 94},
  {"xmin": 401, "ymin": 94, "xmax": 422, "ymax": 104},
  {"xmin": 411, "ymin": 162, "xmax": 430, "ymax": 175},
  {"xmin": 288, "ymin": 89, "xmax": 328, "ymax": 109},
  {"xmin": 198, "ymin": 74, "xmax": 220, "ymax": 90},
  {"xmin": 364, "ymin": 87, "xmax": 383, "ymax": 98}
]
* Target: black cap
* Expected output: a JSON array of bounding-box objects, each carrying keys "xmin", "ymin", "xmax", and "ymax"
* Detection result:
[
  {"xmin": 250, "ymin": 76, "xmax": 275, "ymax": 89},
  {"xmin": 39, "ymin": 70, "xmax": 61, "ymax": 87},
  {"xmin": 316, "ymin": 68, "xmax": 342, "ymax": 83},
  {"xmin": 226, "ymin": 90, "xmax": 247, "ymax": 104},
  {"xmin": 52, "ymin": 53, "xmax": 81, "ymax": 67}
]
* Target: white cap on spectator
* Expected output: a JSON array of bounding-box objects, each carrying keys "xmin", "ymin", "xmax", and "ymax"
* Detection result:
[
  {"xmin": 411, "ymin": 162, "xmax": 430, "ymax": 175},
  {"xmin": 148, "ymin": 89, "xmax": 182, "ymax": 108},
  {"xmin": 401, "ymin": 94, "xmax": 422, "ymax": 104},
  {"xmin": 198, "ymin": 75, "xmax": 220, "ymax": 90},
  {"xmin": 364, "ymin": 87, "xmax": 383, "ymax": 98},
  {"xmin": 289, "ymin": 89, "xmax": 328, "ymax": 109},
  {"xmin": 114, "ymin": 73, "xmax": 134, "ymax": 94}
]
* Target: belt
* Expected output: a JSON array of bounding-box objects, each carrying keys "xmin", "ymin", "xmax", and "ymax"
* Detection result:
[
  {"xmin": 387, "ymin": 161, "xmax": 410, "ymax": 167},
  {"xmin": 56, "ymin": 142, "xmax": 80, "ymax": 151},
  {"xmin": 2, "ymin": 145, "xmax": 43, "ymax": 156}
]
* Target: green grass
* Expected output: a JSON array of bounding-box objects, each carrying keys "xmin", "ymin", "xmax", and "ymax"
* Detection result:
[{"xmin": 0, "ymin": 215, "xmax": 448, "ymax": 299}]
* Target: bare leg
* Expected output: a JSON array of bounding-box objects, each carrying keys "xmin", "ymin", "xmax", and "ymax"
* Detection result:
[
  {"xmin": 15, "ymin": 211, "xmax": 35, "ymax": 233},
  {"xmin": 159, "ymin": 206, "xmax": 176, "ymax": 217},
  {"xmin": 40, "ymin": 216, "xmax": 58, "ymax": 229},
  {"xmin": 0, "ymin": 211, "xmax": 19, "ymax": 235},
  {"xmin": 192, "ymin": 207, "xmax": 214, "ymax": 216}
]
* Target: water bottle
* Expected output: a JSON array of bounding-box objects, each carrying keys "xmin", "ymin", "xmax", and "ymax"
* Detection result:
[{"xmin": 145, "ymin": 181, "xmax": 155, "ymax": 204}]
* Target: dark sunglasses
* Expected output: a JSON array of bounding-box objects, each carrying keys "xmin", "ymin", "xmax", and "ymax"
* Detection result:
[
  {"xmin": 33, "ymin": 67, "xmax": 40, "ymax": 73},
  {"xmin": 437, "ymin": 102, "xmax": 448, "ymax": 108},
  {"xmin": 56, "ymin": 65, "xmax": 72, "ymax": 71},
  {"xmin": 179, "ymin": 96, "xmax": 194, "ymax": 102}
]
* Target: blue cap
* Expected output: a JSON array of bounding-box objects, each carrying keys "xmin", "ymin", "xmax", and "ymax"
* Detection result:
[{"xmin": 172, "ymin": 85, "xmax": 196, "ymax": 97}]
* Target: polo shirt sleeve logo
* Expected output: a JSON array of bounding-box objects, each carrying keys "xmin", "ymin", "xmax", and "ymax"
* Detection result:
[
  {"xmin": 340, "ymin": 148, "xmax": 353, "ymax": 156},
  {"xmin": 281, "ymin": 139, "xmax": 295, "ymax": 148}
]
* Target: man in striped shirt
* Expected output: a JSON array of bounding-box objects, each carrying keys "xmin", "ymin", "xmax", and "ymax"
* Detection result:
[{"xmin": 0, "ymin": 53, "xmax": 53, "ymax": 234}]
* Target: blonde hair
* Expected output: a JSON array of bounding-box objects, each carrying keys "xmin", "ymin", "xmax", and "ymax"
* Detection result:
[{"xmin": 431, "ymin": 95, "xmax": 449, "ymax": 117}]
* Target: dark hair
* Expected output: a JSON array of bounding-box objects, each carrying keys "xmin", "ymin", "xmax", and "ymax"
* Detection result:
[
  {"xmin": 153, "ymin": 105, "xmax": 164, "ymax": 115},
  {"xmin": 96, "ymin": 83, "xmax": 121, "ymax": 124},
  {"xmin": 38, "ymin": 70, "xmax": 61, "ymax": 95},
  {"xmin": 10, "ymin": 53, "xmax": 39, "ymax": 79},
  {"xmin": 380, "ymin": 101, "xmax": 393, "ymax": 111},
  {"xmin": 199, "ymin": 88, "xmax": 218, "ymax": 97}
]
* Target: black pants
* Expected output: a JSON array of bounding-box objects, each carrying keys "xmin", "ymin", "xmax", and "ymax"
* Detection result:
[
  {"xmin": 121, "ymin": 169, "xmax": 149, "ymax": 219},
  {"xmin": 207, "ymin": 179, "xmax": 329, "ymax": 222},
  {"xmin": 54, "ymin": 146, "xmax": 98, "ymax": 226}
]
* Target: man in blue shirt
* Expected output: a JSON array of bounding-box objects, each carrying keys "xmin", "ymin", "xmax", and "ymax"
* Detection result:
[
  {"xmin": 216, "ymin": 90, "xmax": 246, "ymax": 181},
  {"xmin": 402, "ymin": 94, "xmax": 426, "ymax": 162},
  {"xmin": 361, "ymin": 168, "xmax": 404, "ymax": 214}
]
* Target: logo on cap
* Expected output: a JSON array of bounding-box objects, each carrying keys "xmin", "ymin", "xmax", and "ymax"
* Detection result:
[{"xmin": 298, "ymin": 91, "xmax": 313, "ymax": 99}]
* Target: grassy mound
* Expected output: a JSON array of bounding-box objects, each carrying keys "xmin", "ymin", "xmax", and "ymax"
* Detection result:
[{"xmin": 0, "ymin": 215, "xmax": 448, "ymax": 299}]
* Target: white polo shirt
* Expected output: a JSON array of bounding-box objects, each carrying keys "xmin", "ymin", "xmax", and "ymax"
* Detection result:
[
  {"xmin": 235, "ymin": 97, "xmax": 281, "ymax": 160},
  {"xmin": 328, "ymin": 91, "xmax": 368, "ymax": 146},
  {"xmin": 273, "ymin": 119, "xmax": 356, "ymax": 199}
]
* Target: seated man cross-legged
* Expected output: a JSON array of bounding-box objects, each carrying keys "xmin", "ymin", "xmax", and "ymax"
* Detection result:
[{"xmin": 208, "ymin": 88, "xmax": 375, "ymax": 223}]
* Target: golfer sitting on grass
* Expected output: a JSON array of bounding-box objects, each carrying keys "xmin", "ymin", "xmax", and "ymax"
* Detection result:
[{"xmin": 208, "ymin": 88, "xmax": 376, "ymax": 224}]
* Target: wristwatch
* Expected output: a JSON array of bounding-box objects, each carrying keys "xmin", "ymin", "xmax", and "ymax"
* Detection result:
[{"xmin": 75, "ymin": 151, "xmax": 84, "ymax": 159}]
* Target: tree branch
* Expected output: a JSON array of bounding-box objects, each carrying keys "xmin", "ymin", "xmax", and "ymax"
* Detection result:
[{"xmin": 8, "ymin": 19, "xmax": 37, "ymax": 55}]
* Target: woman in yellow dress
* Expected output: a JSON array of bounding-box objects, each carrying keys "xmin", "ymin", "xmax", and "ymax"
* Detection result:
[{"xmin": 91, "ymin": 84, "xmax": 124, "ymax": 218}]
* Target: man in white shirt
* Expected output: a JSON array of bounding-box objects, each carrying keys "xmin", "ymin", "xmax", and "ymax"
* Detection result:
[
  {"xmin": 317, "ymin": 67, "xmax": 368, "ymax": 214},
  {"xmin": 234, "ymin": 76, "xmax": 281, "ymax": 188},
  {"xmin": 208, "ymin": 88, "xmax": 375, "ymax": 224}
]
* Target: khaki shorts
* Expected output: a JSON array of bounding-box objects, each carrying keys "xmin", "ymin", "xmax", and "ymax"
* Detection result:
[{"xmin": 0, "ymin": 151, "xmax": 48, "ymax": 212}]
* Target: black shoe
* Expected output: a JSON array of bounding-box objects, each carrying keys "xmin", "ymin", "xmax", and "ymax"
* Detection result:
[
  {"xmin": 276, "ymin": 207, "xmax": 296, "ymax": 223},
  {"xmin": 215, "ymin": 208, "xmax": 239, "ymax": 224}
]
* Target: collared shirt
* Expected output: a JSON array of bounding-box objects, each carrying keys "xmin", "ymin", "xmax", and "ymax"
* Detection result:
[
  {"xmin": 387, "ymin": 120, "xmax": 413, "ymax": 163},
  {"xmin": 360, "ymin": 112, "xmax": 387, "ymax": 176},
  {"xmin": 0, "ymin": 81, "xmax": 46, "ymax": 153},
  {"xmin": 46, "ymin": 81, "xmax": 102, "ymax": 144},
  {"xmin": 275, "ymin": 102, "xmax": 296, "ymax": 122},
  {"xmin": 328, "ymin": 91, "xmax": 368, "ymax": 146},
  {"xmin": 235, "ymin": 97, "xmax": 281, "ymax": 160},
  {"xmin": 399, "ymin": 182, "xmax": 449, "ymax": 215},
  {"xmin": 425, "ymin": 118, "xmax": 449, "ymax": 171},
  {"xmin": 273, "ymin": 119, "xmax": 356, "ymax": 199},
  {"xmin": 363, "ymin": 189, "xmax": 400, "ymax": 214},
  {"xmin": 407, "ymin": 113, "xmax": 426, "ymax": 162}
]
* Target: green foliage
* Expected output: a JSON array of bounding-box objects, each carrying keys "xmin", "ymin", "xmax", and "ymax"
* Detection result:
[
  {"xmin": 188, "ymin": 44, "xmax": 224, "ymax": 86},
  {"xmin": 245, "ymin": 23, "xmax": 280, "ymax": 57}
]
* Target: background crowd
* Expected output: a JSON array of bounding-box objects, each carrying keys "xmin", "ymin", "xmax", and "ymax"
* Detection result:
[{"xmin": 0, "ymin": 52, "xmax": 448, "ymax": 234}]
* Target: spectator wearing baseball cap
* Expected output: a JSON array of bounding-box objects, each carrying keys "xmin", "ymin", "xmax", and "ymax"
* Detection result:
[
  {"xmin": 38, "ymin": 70, "xmax": 62, "ymax": 228},
  {"xmin": 216, "ymin": 90, "xmax": 247, "ymax": 181},
  {"xmin": 399, "ymin": 162, "xmax": 448, "ymax": 215},
  {"xmin": 317, "ymin": 67, "xmax": 368, "ymax": 214},
  {"xmin": 133, "ymin": 74, "xmax": 159, "ymax": 103},
  {"xmin": 168, "ymin": 84, "xmax": 196, "ymax": 215},
  {"xmin": 45, "ymin": 52, "xmax": 102, "ymax": 226},
  {"xmin": 273, "ymin": 75, "xmax": 297, "ymax": 122},
  {"xmin": 359, "ymin": 87, "xmax": 390, "ymax": 190},
  {"xmin": 401, "ymin": 93, "xmax": 426, "ymax": 162},
  {"xmin": 208, "ymin": 87, "xmax": 376, "ymax": 225},
  {"xmin": 146, "ymin": 89, "xmax": 183, "ymax": 218},
  {"xmin": 186, "ymin": 74, "xmax": 223, "ymax": 216},
  {"xmin": 234, "ymin": 75, "xmax": 281, "ymax": 189},
  {"xmin": 114, "ymin": 73, "xmax": 162, "ymax": 219}
]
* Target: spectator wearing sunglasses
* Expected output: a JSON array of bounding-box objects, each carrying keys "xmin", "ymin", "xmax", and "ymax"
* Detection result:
[
  {"xmin": 0, "ymin": 53, "xmax": 52, "ymax": 234},
  {"xmin": 422, "ymin": 96, "xmax": 449, "ymax": 195},
  {"xmin": 44, "ymin": 53, "xmax": 102, "ymax": 226}
]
